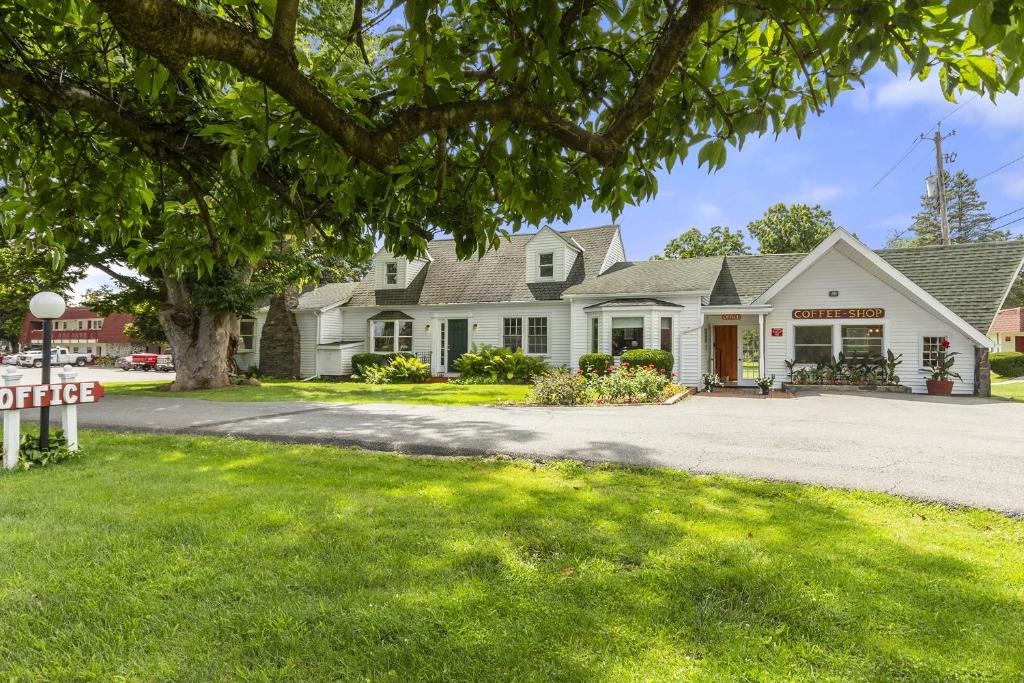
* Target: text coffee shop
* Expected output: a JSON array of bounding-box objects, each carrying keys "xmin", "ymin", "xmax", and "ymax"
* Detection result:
[{"xmin": 697, "ymin": 231, "xmax": 1024, "ymax": 396}]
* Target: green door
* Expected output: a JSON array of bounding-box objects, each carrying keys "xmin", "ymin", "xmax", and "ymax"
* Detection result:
[{"xmin": 447, "ymin": 319, "xmax": 469, "ymax": 372}]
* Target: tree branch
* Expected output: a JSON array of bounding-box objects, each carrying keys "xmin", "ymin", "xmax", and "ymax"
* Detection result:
[{"xmin": 271, "ymin": 0, "xmax": 300, "ymax": 52}]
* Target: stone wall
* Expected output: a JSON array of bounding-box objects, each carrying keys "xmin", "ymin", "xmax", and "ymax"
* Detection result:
[
  {"xmin": 259, "ymin": 288, "xmax": 300, "ymax": 378},
  {"xmin": 974, "ymin": 346, "xmax": 991, "ymax": 397}
]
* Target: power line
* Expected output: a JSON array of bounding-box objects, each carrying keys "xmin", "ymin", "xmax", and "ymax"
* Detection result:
[
  {"xmin": 871, "ymin": 136, "xmax": 924, "ymax": 189},
  {"xmin": 992, "ymin": 213, "xmax": 1024, "ymax": 232},
  {"xmin": 988, "ymin": 206, "xmax": 1024, "ymax": 224},
  {"xmin": 978, "ymin": 153, "xmax": 1024, "ymax": 181},
  {"xmin": 926, "ymin": 95, "xmax": 977, "ymax": 132}
]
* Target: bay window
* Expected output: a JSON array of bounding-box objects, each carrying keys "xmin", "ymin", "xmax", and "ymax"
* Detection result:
[
  {"xmin": 793, "ymin": 325, "xmax": 832, "ymax": 365},
  {"xmin": 590, "ymin": 317, "xmax": 599, "ymax": 354},
  {"xmin": 612, "ymin": 317, "xmax": 644, "ymax": 356}
]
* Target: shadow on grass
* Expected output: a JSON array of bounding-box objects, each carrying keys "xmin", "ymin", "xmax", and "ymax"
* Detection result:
[{"xmin": 0, "ymin": 433, "xmax": 1021, "ymax": 680}]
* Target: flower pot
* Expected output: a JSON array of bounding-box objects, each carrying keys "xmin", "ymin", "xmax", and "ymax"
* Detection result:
[{"xmin": 926, "ymin": 379, "xmax": 954, "ymax": 396}]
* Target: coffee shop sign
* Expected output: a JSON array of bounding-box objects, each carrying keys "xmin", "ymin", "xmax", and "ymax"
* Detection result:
[{"xmin": 792, "ymin": 308, "xmax": 885, "ymax": 320}]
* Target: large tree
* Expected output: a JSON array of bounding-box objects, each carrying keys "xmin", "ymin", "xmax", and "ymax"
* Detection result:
[
  {"xmin": 0, "ymin": 0, "xmax": 1020, "ymax": 388},
  {"xmin": 656, "ymin": 226, "xmax": 748, "ymax": 259},
  {"xmin": 900, "ymin": 170, "xmax": 1012, "ymax": 246},
  {"xmin": 0, "ymin": 243, "xmax": 83, "ymax": 352},
  {"xmin": 746, "ymin": 203, "xmax": 842, "ymax": 254}
]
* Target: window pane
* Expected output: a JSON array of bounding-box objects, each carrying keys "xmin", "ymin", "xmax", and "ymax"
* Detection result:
[
  {"xmin": 398, "ymin": 321, "xmax": 413, "ymax": 337},
  {"xmin": 539, "ymin": 253, "xmax": 553, "ymax": 265},
  {"xmin": 590, "ymin": 317, "xmax": 599, "ymax": 354},
  {"xmin": 841, "ymin": 325, "xmax": 883, "ymax": 357},
  {"xmin": 373, "ymin": 321, "xmax": 395, "ymax": 352},
  {"xmin": 660, "ymin": 317, "xmax": 672, "ymax": 352},
  {"xmin": 503, "ymin": 317, "xmax": 523, "ymax": 350},
  {"xmin": 528, "ymin": 317, "xmax": 547, "ymax": 354},
  {"xmin": 612, "ymin": 327, "xmax": 644, "ymax": 355},
  {"xmin": 922, "ymin": 336, "xmax": 945, "ymax": 368},
  {"xmin": 397, "ymin": 336, "xmax": 413, "ymax": 352},
  {"xmin": 385, "ymin": 262, "xmax": 398, "ymax": 285},
  {"xmin": 612, "ymin": 317, "xmax": 645, "ymax": 329},
  {"xmin": 794, "ymin": 325, "xmax": 832, "ymax": 365},
  {"xmin": 539, "ymin": 253, "xmax": 554, "ymax": 278}
]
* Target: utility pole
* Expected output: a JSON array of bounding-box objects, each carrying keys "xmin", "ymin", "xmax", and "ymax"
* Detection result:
[{"xmin": 922, "ymin": 124, "xmax": 956, "ymax": 245}]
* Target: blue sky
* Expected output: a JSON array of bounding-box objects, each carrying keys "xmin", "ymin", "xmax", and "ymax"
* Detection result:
[
  {"xmin": 554, "ymin": 68, "xmax": 1024, "ymax": 260},
  {"xmin": 73, "ymin": 68, "xmax": 1024, "ymax": 299}
]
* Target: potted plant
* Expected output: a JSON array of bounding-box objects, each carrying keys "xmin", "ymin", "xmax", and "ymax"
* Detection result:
[
  {"xmin": 701, "ymin": 372, "xmax": 723, "ymax": 393},
  {"xmin": 926, "ymin": 339, "xmax": 961, "ymax": 395},
  {"xmin": 754, "ymin": 375, "xmax": 775, "ymax": 396}
]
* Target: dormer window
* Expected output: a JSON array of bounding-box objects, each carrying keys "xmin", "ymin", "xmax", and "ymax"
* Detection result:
[
  {"xmin": 385, "ymin": 262, "xmax": 398, "ymax": 285},
  {"xmin": 539, "ymin": 252, "xmax": 554, "ymax": 278}
]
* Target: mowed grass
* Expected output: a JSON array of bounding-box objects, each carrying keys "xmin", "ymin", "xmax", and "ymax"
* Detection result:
[
  {"xmin": 992, "ymin": 380, "xmax": 1024, "ymax": 402},
  {"xmin": 104, "ymin": 378, "xmax": 532, "ymax": 405},
  {"xmin": 1, "ymin": 433, "xmax": 1022, "ymax": 681}
]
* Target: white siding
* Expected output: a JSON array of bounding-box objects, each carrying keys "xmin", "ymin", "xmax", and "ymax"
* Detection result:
[
  {"xmin": 319, "ymin": 307, "xmax": 343, "ymax": 343},
  {"xmin": 599, "ymin": 228, "xmax": 626, "ymax": 274},
  {"xmin": 234, "ymin": 309, "xmax": 267, "ymax": 371},
  {"xmin": 762, "ymin": 249, "xmax": 978, "ymax": 394},
  {"xmin": 296, "ymin": 310, "xmax": 319, "ymax": 377}
]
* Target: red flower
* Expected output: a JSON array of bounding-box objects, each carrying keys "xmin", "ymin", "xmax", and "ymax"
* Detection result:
[
  {"xmin": 622, "ymin": 362, "xmax": 630, "ymax": 367},
  {"xmin": 942, "ymin": 339, "xmax": 951, "ymax": 349}
]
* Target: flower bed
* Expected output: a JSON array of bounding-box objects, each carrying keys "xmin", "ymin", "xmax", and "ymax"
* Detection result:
[{"xmin": 529, "ymin": 362, "xmax": 685, "ymax": 406}]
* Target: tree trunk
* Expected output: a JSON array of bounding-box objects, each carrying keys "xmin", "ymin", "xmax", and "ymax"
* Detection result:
[
  {"xmin": 158, "ymin": 274, "xmax": 237, "ymax": 391},
  {"xmin": 259, "ymin": 286, "xmax": 300, "ymax": 378}
]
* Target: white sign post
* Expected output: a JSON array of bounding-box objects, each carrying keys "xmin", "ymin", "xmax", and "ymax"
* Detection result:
[
  {"xmin": 57, "ymin": 365, "xmax": 79, "ymax": 452},
  {"xmin": 3, "ymin": 370, "xmax": 22, "ymax": 469},
  {"xmin": 0, "ymin": 370, "xmax": 103, "ymax": 469}
]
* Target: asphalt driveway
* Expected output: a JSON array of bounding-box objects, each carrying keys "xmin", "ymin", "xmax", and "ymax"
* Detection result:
[{"xmin": 47, "ymin": 391, "xmax": 1024, "ymax": 515}]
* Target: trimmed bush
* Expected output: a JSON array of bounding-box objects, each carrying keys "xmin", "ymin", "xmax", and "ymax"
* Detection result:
[
  {"xmin": 620, "ymin": 349, "xmax": 674, "ymax": 374},
  {"xmin": 352, "ymin": 352, "xmax": 415, "ymax": 378},
  {"xmin": 579, "ymin": 353, "xmax": 613, "ymax": 376},
  {"xmin": 990, "ymin": 351, "xmax": 1024, "ymax": 378},
  {"xmin": 362, "ymin": 355, "xmax": 430, "ymax": 384},
  {"xmin": 454, "ymin": 345, "xmax": 547, "ymax": 383}
]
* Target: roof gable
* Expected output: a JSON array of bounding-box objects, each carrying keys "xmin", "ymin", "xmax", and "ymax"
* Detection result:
[{"xmin": 990, "ymin": 307, "xmax": 1024, "ymax": 333}]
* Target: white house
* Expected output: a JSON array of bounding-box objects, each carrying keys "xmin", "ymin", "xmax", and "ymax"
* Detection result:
[
  {"xmin": 988, "ymin": 306, "xmax": 1024, "ymax": 353},
  {"xmin": 242, "ymin": 225, "xmax": 1024, "ymax": 396}
]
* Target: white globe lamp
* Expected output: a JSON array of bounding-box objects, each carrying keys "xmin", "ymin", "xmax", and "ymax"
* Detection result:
[
  {"xmin": 28, "ymin": 291, "xmax": 66, "ymax": 450},
  {"xmin": 29, "ymin": 291, "xmax": 66, "ymax": 320}
]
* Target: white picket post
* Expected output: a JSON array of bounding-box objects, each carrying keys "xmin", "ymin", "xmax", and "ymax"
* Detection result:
[
  {"xmin": 57, "ymin": 364, "xmax": 79, "ymax": 451},
  {"xmin": 2, "ymin": 369, "xmax": 23, "ymax": 469}
]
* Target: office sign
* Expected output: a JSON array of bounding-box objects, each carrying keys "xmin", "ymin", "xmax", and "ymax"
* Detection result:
[
  {"xmin": 0, "ymin": 382, "xmax": 104, "ymax": 411},
  {"xmin": 792, "ymin": 308, "xmax": 884, "ymax": 320}
]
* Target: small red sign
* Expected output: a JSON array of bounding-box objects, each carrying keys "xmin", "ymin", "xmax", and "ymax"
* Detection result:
[
  {"xmin": 0, "ymin": 382, "xmax": 105, "ymax": 411},
  {"xmin": 771, "ymin": 328, "xmax": 784, "ymax": 337}
]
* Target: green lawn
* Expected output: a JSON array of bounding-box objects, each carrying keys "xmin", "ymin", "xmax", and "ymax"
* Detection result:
[
  {"xmin": 1, "ymin": 433, "xmax": 1022, "ymax": 681},
  {"xmin": 104, "ymin": 378, "xmax": 532, "ymax": 405},
  {"xmin": 992, "ymin": 380, "xmax": 1024, "ymax": 402}
]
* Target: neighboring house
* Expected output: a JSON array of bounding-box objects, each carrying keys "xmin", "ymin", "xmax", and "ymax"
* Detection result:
[
  {"xmin": 988, "ymin": 306, "xmax": 1024, "ymax": 353},
  {"xmin": 20, "ymin": 307, "xmax": 153, "ymax": 357},
  {"xmin": 241, "ymin": 226, "xmax": 1024, "ymax": 395}
]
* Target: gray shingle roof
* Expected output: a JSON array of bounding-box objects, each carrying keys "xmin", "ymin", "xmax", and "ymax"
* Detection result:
[
  {"xmin": 708, "ymin": 241, "xmax": 1024, "ymax": 334},
  {"xmin": 708, "ymin": 253, "xmax": 809, "ymax": 305},
  {"xmin": 296, "ymin": 282, "xmax": 358, "ymax": 311},
  {"xmin": 876, "ymin": 240, "xmax": 1024, "ymax": 333},
  {"xmin": 346, "ymin": 225, "xmax": 619, "ymax": 306},
  {"xmin": 368, "ymin": 310, "xmax": 414, "ymax": 320},
  {"xmin": 563, "ymin": 256, "xmax": 725, "ymax": 296}
]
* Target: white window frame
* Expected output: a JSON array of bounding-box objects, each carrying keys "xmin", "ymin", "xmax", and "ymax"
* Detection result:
[
  {"xmin": 590, "ymin": 316, "xmax": 600, "ymax": 354},
  {"xmin": 384, "ymin": 262, "xmax": 399, "ymax": 286},
  {"xmin": 920, "ymin": 334, "xmax": 948, "ymax": 371},
  {"xmin": 372, "ymin": 319, "xmax": 413, "ymax": 353},
  {"xmin": 839, "ymin": 323, "xmax": 884, "ymax": 358},
  {"xmin": 790, "ymin": 322, "xmax": 836, "ymax": 366},
  {"xmin": 611, "ymin": 316, "xmax": 645, "ymax": 357},
  {"xmin": 239, "ymin": 318, "xmax": 256, "ymax": 351},
  {"xmin": 538, "ymin": 252, "xmax": 554, "ymax": 279},
  {"xmin": 527, "ymin": 317, "xmax": 548, "ymax": 355},
  {"xmin": 502, "ymin": 317, "xmax": 523, "ymax": 351}
]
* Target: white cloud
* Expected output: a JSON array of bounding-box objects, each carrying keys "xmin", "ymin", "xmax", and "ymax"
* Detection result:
[
  {"xmin": 864, "ymin": 72, "xmax": 1024, "ymax": 128},
  {"xmin": 695, "ymin": 200, "xmax": 723, "ymax": 220},
  {"xmin": 787, "ymin": 181, "xmax": 846, "ymax": 204}
]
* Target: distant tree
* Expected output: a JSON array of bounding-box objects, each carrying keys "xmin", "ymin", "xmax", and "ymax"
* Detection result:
[
  {"xmin": 655, "ymin": 226, "xmax": 749, "ymax": 260},
  {"xmin": 747, "ymin": 203, "xmax": 840, "ymax": 254},
  {"xmin": 1005, "ymin": 268, "xmax": 1024, "ymax": 309},
  {"xmin": 83, "ymin": 285, "xmax": 166, "ymax": 347},
  {"xmin": 901, "ymin": 170, "xmax": 1010, "ymax": 246},
  {"xmin": 0, "ymin": 243, "xmax": 83, "ymax": 352}
]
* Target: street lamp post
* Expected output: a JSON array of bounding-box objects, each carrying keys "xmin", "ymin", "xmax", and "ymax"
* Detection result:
[{"xmin": 28, "ymin": 292, "xmax": 66, "ymax": 450}]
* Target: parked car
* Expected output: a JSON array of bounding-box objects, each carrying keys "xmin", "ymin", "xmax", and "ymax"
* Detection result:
[
  {"xmin": 117, "ymin": 353, "xmax": 174, "ymax": 372},
  {"xmin": 0, "ymin": 353, "xmax": 17, "ymax": 365},
  {"xmin": 18, "ymin": 347, "xmax": 91, "ymax": 368}
]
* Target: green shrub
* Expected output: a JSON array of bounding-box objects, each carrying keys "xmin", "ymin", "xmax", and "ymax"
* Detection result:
[
  {"xmin": 529, "ymin": 369, "xmax": 593, "ymax": 405},
  {"xmin": 352, "ymin": 352, "xmax": 415, "ymax": 378},
  {"xmin": 620, "ymin": 349, "xmax": 674, "ymax": 374},
  {"xmin": 990, "ymin": 351, "xmax": 1024, "ymax": 378},
  {"xmin": 579, "ymin": 353, "xmax": 613, "ymax": 375},
  {"xmin": 362, "ymin": 355, "xmax": 430, "ymax": 384},
  {"xmin": 16, "ymin": 429, "xmax": 82, "ymax": 470},
  {"xmin": 454, "ymin": 345, "xmax": 547, "ymax": 383},
  {"xmin": 591, "ymin": 364, "xmax": 672, "ymax": 403}
]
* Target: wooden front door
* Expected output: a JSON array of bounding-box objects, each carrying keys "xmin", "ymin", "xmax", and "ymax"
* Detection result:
[
  {"xmin": 1016, "ymin": 335, "xmax": 1024, "ymax": 353},
  {"xmin": 714, "ymin": 325, "xmax": 738, "ymax": 383},
  {"xmin": 447, "ymin": 319, "xmax": 469, "ymax": 372}
]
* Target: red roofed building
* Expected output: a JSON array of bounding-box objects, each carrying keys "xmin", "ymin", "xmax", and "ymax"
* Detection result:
[
  {"xmin": 20, "ymin": 307, "xmax": 154, "ymax": 358},
  {"xmin": 988, "ymin": 307, "xmax": 1024, "ymax": 353}
]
